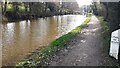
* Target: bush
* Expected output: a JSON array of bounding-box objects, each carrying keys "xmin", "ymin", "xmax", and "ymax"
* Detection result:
[{"xmin": 97, "ymin": 16, "xmax": 110, "ymax": 53}]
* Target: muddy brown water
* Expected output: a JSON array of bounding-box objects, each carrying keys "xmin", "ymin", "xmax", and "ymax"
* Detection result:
[{"xmin": 1, "ymin": 15, "xmax": 86, "ymax": 66}]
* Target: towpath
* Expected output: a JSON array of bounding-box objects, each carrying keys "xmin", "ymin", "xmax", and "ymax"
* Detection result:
[{"xmin": 45, "ymin": 15, "xmax": 118, "ymax": 66}]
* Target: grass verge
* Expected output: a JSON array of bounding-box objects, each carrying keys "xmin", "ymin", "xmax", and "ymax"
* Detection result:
[
  {"xmin": 15, "ymin": 15, "xmax": 92, "ymax": 67},
  {"xmin": 97, "ymin": 16, "xmax": 110, "ymax": 53}
]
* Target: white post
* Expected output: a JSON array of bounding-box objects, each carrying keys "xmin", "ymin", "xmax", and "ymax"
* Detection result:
[{"xmin": 109, "ymin": 29, "xmax": 120, "ymax": 59}]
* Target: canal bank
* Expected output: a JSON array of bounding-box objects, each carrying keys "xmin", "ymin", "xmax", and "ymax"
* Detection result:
[
  {"xmin": 2, "ymin": 15, "xmax": 87, "ymax": 66},
  {"xmin": 39, "ymin": 15, "xmax": 118, "ymax": 66},
  {"xmin": 15, "ymin": 14, "xmax": 91, "ymax": 67}
]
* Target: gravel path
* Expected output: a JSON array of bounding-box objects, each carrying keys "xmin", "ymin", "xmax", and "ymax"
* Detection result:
[{"xmin": 45, "ymin": 15, "xmax": 118, "ymax": 66}]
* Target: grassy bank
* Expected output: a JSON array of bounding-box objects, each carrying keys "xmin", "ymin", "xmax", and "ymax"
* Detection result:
[
  {"xmin": 97, "ymin": 16, "xmax": 110, "ymax": 53},
  {"xmin": 16, "ymin": 14, "xmax": 92, "ymax": 67}
]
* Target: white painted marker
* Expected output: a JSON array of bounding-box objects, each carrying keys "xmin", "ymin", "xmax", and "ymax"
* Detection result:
[{"xmin": 109, "ymin": 29, "xmax": 120, "ymax": 59}]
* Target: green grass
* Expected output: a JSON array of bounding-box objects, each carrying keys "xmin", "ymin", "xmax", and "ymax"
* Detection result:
[
  {"xmin": 86, "ymin": 13, "xmax": 92, "ymax": 17},
  {"xmin": 97, "ymin": 16, "xmax": 110, "ymax": 53},
  {"xmin": 16, "ymin": 14, "xmax": 92, "ymax": 67}
]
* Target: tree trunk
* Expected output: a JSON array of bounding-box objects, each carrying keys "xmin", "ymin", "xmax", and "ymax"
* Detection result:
[
  {"xmin": 104, "ymin": 2, "xmax": 109, "ymax": 21},
  {"xmin": 3, "ymin": 0, "xmax": 7, "ymax": 15}
]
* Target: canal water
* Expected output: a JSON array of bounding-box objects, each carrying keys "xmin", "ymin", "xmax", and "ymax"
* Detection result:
[{"xmin": 2, "ymin": 15, "xmax": 86, "ymax": 66}]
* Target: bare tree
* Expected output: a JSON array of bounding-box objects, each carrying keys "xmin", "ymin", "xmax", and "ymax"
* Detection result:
[{"xmin": 3, "ymin": 0, "xmax": 7, "ymax": 15}]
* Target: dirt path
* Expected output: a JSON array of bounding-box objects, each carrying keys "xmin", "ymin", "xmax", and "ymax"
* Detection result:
[{"xmin": 45, "ymin": 15, "xmax": 118, "ymax": 66}]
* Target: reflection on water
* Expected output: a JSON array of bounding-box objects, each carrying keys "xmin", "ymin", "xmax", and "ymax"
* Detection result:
[{"xmin": 2, "ymin": 15, "xmax": 86, "ymax": 66}]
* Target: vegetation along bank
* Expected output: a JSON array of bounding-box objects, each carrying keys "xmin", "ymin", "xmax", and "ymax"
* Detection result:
[{"xmin": 15, "ymin": 14, "xmax": 92, "ymax": 67}]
